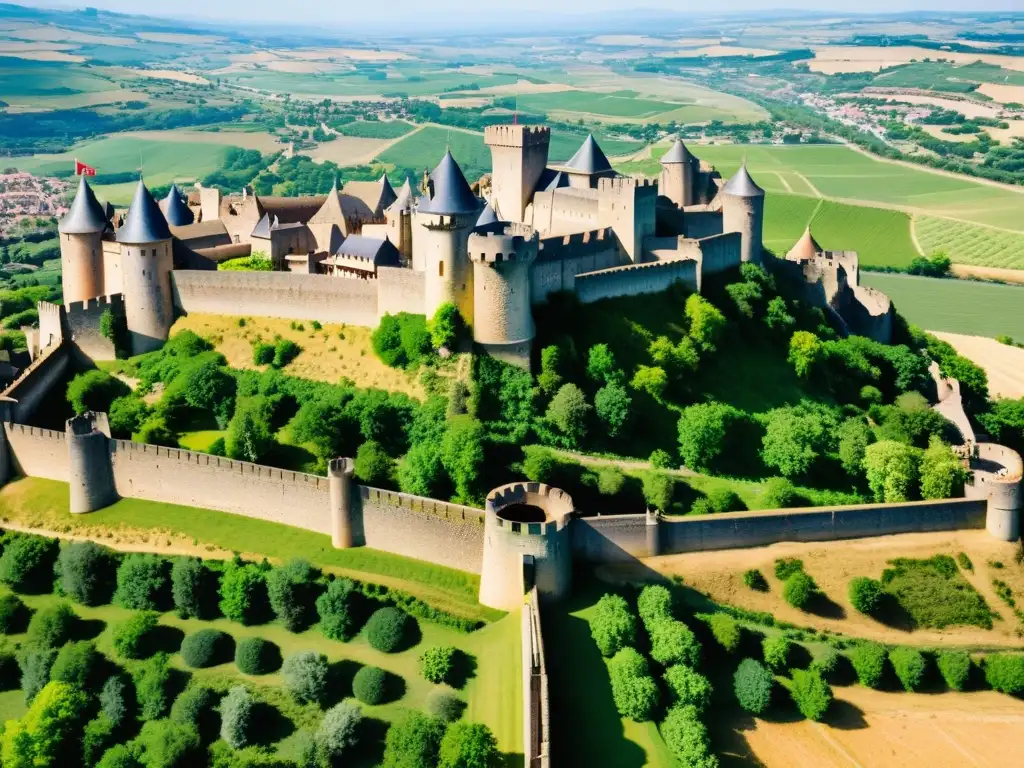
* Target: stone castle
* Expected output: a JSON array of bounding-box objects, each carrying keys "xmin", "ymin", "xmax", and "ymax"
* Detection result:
[{"xmin": 54, "ymin": 124, "xmax": 894, "ymax": 367}]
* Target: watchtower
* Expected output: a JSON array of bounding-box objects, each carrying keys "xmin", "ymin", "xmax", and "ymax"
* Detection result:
[
  {"xmin": 467, "ymin": 223, "xmax": 539, "ymax": 369},
  {"xmin": 597, "ymin": 176, "xmax": 658, "ymax": 263},
  {"xmin": 384, "ymin": 178, "xmax": 415, "ymax": 264},
  {"xmin": 117, "ymin": 180, "xmax": 174, "ymax": 355},
  {"xmin": 659, "ymin": 138, "xmax": 694, "ymax": 209},
  {"xmin": 328, "ymin": 457, "xmax": 357, "ymax": 548},
  {"xmin": 484, "ymin": 125, "xmax": 551, "ymax": 224},
  {"xmin": 59, "ymin": 176, "xmax": 108, "ymax": 304},
  {"xmin": 721, "ymin": 164, "xmax": 765, "ymax": 264},
  {"xmin": 67, "ymin": 412, "xmax": 116, "ymax": 514}
]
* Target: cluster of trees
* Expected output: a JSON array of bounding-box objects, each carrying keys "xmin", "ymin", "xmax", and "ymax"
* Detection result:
[{"xmin": 218, "ymin": 253, "xmax": 273, "ymax": 272}]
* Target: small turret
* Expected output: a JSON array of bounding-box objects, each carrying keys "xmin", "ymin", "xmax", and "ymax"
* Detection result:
[
  {"xmin": 659, "ymin": 138, "xmax": 695, "ymax": 208},
  {"xmin": 384, "ymin": 177, "xmax": 415, "ymax": 263},
  {"xmin": 721, "ymin": 164, "xmax": 765, "ymax": 264},
  {"xmin": 786, "ymin": 226, "xmax": 822, "ymax": 262},
  {"xmin": 59, "ymin": 176, "xmax": 108, "ymax": 303},
  {"xmin": 118, "ymin": 180, "xmax": 174, "ymax": 355},
  {"xmin": 160, "ymin": 184, "xmax": 194, "ymax": 227},
  {"xmin": 561, "ymin": 134, "xmax": 615, "ymax": 189},
  {"xmin": 67, "ymin": 412, "xmax": 117, "ymax": 514}
]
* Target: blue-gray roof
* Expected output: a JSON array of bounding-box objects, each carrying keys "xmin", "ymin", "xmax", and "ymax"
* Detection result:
[
  {"xmin": 564, "ymin": 134, "xmax": 612, "ymax": 175},
  {"xmin": 59, "ymin": 175, "xmax": 108, "ymax": 235},
  {"xmin": 117, "ymin": 180, "xmax": 172, "ymax": 243},
  {"xmin": 418, "ymin": 150, "xmax": 480, "ymax": 216},
  {"xmin": 535, "ymin": 168, "xmax": 569, "ymax": 193},
  {"xmin": 660, "ymin": 138, "xmax": 690, "ymax": 165},
  {"xmin": 389, "ymin": 177, "xmax": 415, "ymax": 212},
  {"xmin": 476, "ymin": 203, "xmax": 499, "ymax": 228},
  {"xmin": 162, "ymin": 184, "xmax": 194, "ymax": 226},
  {"xmin": 336, "ymin": 235, "xmax": 400, "ymax": 267},
  {"xmin": 379, "ymin": 174, "xmax": 397, "ymax": 211},
  {"xmin": 722, "ymin": 164, "xmax": 765, "ymax": 198},
  {"xmin": 251, "ymin": 213, "xmax": 271, "ymax": 239}
]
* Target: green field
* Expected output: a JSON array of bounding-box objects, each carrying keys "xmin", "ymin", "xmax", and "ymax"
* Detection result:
[
  {"xmin": 0, "ymin": 57, "xmax": 115, "ymax": 101},
  {"xmin": 916, "ymin": 216, "xmax": 1024, "ymax": 270},
  {"xmin": 861, "ymin": 273, "xmax": 1024, "ymax": 338},
  {"xmin": 337, "ymin": 119, "xmax": 415, "ymax": 139},
  {"xmin": 14, "ymin": 136, "xmax": 235, "ymax": 204},
  {"xmin": 518, "ymin": 89, "xmax": 679, "ymax": 119},
  {"xmin": 221, "ymin": 67, "xmax": 519, "ymax": 98},
  {"xmin": 874, "ymin": 60, "xmax": 1024, "ymax": 90}
]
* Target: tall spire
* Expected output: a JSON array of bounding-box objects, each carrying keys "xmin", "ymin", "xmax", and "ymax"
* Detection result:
[
  {"xmin": 660, "ymin": 138, "xmax": 691, "ymax": 165},
  {"xmin": 117, "ymin": 179, "xmax": 172, "ymax": 244},
  {"xmin": 378, "ymin": 174, "xmax": 397, "ymax": 211},
  {"xmin": 59, "ymin": 175, "xmax": 108, "ymax": 234},
  {"xmin": 161, "ymin": 184, "xmax": 194, "ymax": 227},
  {"xmin": 418, "ymin": 150, "xmax": 480, "ymax": 215},
  {"xmin": 564, "ymin": 134, "xmax": 612, "ymax": 174},
  {"xmin": 723, "ymin": 164, "xmax": 765, "ymax": 198}
]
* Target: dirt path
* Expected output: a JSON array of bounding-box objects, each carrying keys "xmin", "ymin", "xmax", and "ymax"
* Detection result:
[
  {"xmin": 950, "ymin": 264, "xmax": 1024, "ymax": 285},
  {"xmin": 909, "ymin": 215, "xmax": 925, "ymax": 256},
  {"xmin": 794, "ymin": 171, "xmax": 822, "ymax": 198},
  {"xmin": 602, "ymin": 529, "xmax": 1024, "ymax": 649}
]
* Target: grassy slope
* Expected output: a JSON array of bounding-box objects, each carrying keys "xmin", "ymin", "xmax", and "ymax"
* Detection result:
[
  {"xmin": 860, "ymin": 273, "xmax": 1024, "ymax": 339},
  {"xmin": 0, "ymin": 477, "xmax": 501, "ymax": 624}
]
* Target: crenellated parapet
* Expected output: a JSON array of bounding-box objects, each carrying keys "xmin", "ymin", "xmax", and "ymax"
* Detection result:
[
  {"xmin": 467, "ymin": 223, "xmax": 539, "ymax": 264},
  {"xmin": 484, "ymin": 124, "xmax": 551, "ymax": 148},
  {"xmin": 64, "ymin": 293, "xmax": 125, "ymax": 316}
]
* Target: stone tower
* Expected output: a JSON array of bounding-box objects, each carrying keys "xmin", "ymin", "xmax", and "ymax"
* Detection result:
[
  {"xmin": 597, "ymin": 177, "xmax": 657, "ymax": 263},
  {"xmin": 413, "ymin": 151, "xmax": 481, "ymax": 325},
  {"xmin": 721, "ymin": 164, "xmax": 765, "ymax": 264},
  {"xmin": 117, "ymin": 180, "xmax": 174, "ymax": 355},
  {"xmin": 160, "ymin": 184, "xmax": 194, "ymax": 227},
  {"xmin": 384, "ymin": 178, "xmax": 415, "ymax": 264},
  {"xmin": 59, "ymin": 175, "xmax": 108, "ymax": 304},
  {"xmin": 67, "ymin": 412, "xmax": 117, "ymax": 514},
  {"xmin": 659, "ymin": 138, "xmax": 694, "ymax": 209},
  {"xmin": 484, "ymin": 125, "xmax": 551, "ymax": 224},
  {"xmin": 479, "ymin": 482, "xmax": 574, "ymax": 611},
  {"xmin": 467, "ymin": 222, "xmax": 539, "ymax": 368}
]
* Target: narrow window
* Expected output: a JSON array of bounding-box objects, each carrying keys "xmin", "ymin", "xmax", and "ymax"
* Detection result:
[{"xmin": 438, "ymin": 261, "xmax": 444, "ymax": 277}]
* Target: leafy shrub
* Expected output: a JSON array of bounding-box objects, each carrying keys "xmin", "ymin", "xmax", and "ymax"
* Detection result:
[
  {"xmin": 181, "ymin": 628, "xmax": 230, "ymax": 668},
  {"xmin": 707, "ymin": 488, "xmax": 743, "ymax": 513},
  {"xmin": 1, "ymin": 681, "xmax": 88, "ymax": 767},
  {"xmin": 317, "ymin": 700, "xmax": 363, "ymax": 761},
  {"xmin": 438, "ymin": 721, "xmax": 499, "ymax": 768},
  {"xmin": 170, "ymin": 685, "xmax": 217, "ymax": 739},
  {"xmin": 57, "ymin": 540, "xmax": 117, "ymax": 606},
  {"xmin": 0, "ymin": 535, "xmax": 58, "ymax": 593},
  {"xmin": 957, "ymin": 552, "xmax": 973, "ymax": 571},
  {"xmin": 419, "ymin": 646, "xmax": 457, "ymax": 685},
  {"xmin": 663, "ymin": 664, "xmax": 713, "ymax": 712},
  {"xmin": 267, "ymin": 559, "xmax": 318, "ymax": 632},
  {"xmin": 762, "ymin": 636, "xmax": 791, "ymax": 672},
  {"xmin": 171, "ymin": 557, "xmax": 216, "ymax": 620},
  {"xmin": 649, "ymin": 618, "xmax": 701, "ymax": 668},
  {"xmin": 381, "ymin": 710, "xmax": 445, "ymax": 768},
  {"xmin": 67, "ymin": 369, "xmax": 129, "ymax": 415},
  {"xmin": 762, "ymin": 477, "xmax": 798, "ymax": 508},
  {"xmin": 236, "ymin": 637, "xmax": 280, "ymax": 675},
  {"xmin": 374, "ymin": 313, "xmax": 432, "ymax": 369},
  {"xmin": 743, "ymin": 569, "xmax": 768, "ymax": 591},
  {"xmin": 608, "ymin": 648, "xmax": 660, "ymax": 722},
  {"xmin": 366, "ymin": 607, "xmax": 415, "ymax": 653},
  {"xmin": 661, "ymin": 704, "xmax": 719, "ymax": 768},
  {"xmin": 811, "ymin": 647, "xmax": 841, "ymax": 680},
  {"xmin": 649, "ymin": 449, "xmax": 674, "ymax": 469},
  {"xmin": 889, "ymin": 647, "xmax": 927, "ymax": 691},
  {"xmin": 50, "ymin": 640, "xmax": 100, "ymax": 688},
  {"xmin": 96, "ymin": 744, "xmax": 137, "ymax": 768},
  {"xmin": 429, "ymin": 302, "xmax": 465, "ymax": 350},
  {"xmin": 26, "ymin": 601, "xmax": 75, "ymax": 648},
  {"xmin": 708, "ymin": 613, "xmax": 741, "ymax": 653},
  {"xmin": 427, "ymin": 689, "xmax": 465, "ymax": 722},
  {"xmin": 352, "ymin": 665, "xmax": 389, "ymax": 705},
  {"xmin": 733, "ymin": 658, "xmax": 773, "ymax": 714},
  {"xmin": 272, "ymin": 338, "xmax": 301, "ymax": 368},
  {"xmin": 789, "ymin": 668, "xmax": 832, "ymax": 721},
  {"xmin": 637, "ymin": 585, "xmax": 673, "ymax": 626},
  {"xmin": 0, "ymin": 594, "xmax": 27, "ymax": 633},
  {"xmin": 114, "ymin": 554, "xmax": 169, "ymax": 611},
  {"xmin": 316, "ymin": 577, "xmax": 363, "ymax": 641},
  {"xmin": 641, "ymin": 471, "xmax": 674, "ymax": 512},
  {"xmin": 850, "ymin": 643, "xmax": 887, "ymax": 688},
  {"xmin": 597, "ymin": 466, "xmax": 626, "ymax": 496},
  {"xmin": 985, "ymin": 653, "xmax": 1024, "ymax": 695},
  {"xmin": 589, "ymin": 593, "xmax": 637, "ymax": 657},
  {"xmin": 219, "ymin": 562, "xmax": 269, "ymax": 625},
  {"xmin": 17, "ymin": 646, "xmax": 56, "ymax": 704},
  {"xmin": 220, "ymin": 685, "xmax": 254, "ymax": 749},
  {"xmin": 937, "ymin": 650, "xmax": 971, "ymax": 691},
  {"xmin": 134, "ymin": 653, "xmax": 173, "ymax": 720},
  {"xmin": 848, "ymin": 577, "xmax": 882, "ymax": 616},
  {"xmin": 773, "ymin": 558, "xmax": 804, "ymax": 580},
  {"xmin": 83, "ymin": 714, "xmax": 117, "ymax": 765},
  {"xmin": 282, "ymin": 651, "xmax": 329, "ymax": 705},
  {"xmin": 783, "ymin": 572, "xmax": 817, "ymax": 610},
  {"xmin": 112, "ymin": 611, "xmax": 158, "ymax": 660},
  {"xmin": 355, "ymin": 440, "xmax": 396, "ymax": 486},
  {"xmin": 252, "ymin": 341, "xmax": 274, "ymax": 366}
]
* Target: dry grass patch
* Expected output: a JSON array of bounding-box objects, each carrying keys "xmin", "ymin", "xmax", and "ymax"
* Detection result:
[
  {"xmin": 807, "ymin": 45, "xmax": 1024, "ymax": 73},
  {"xmin": 978, "ymin": 82, "xmax": 1024, "ymax": 104},
  {"xmin": 930, "ymin": 331, "xmax": 1024, "ymax": 399},
  {"xmin": 126, "ymin": 69, "xmax": 211, "ymax": 85},
  {"xmin": 308, "ymin": 135, "xmax": 394, "ymax": 165},
  {"xmin": 170, "ymin": 313, "xmax": 424, "ymax": 398}
]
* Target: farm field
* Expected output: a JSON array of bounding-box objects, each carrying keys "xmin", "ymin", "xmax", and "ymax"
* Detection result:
[
  {"xmin": 516, "ymin": 89, "xmax": 680, "ymax": 119},
  {"xmin": 916, "ymin": 216, "xmax": 1024, "ymax": 271},
  {"xmin": 860, "ymin": 273, "xmax": 1024, "ymax": 339},
  {"xmin": 337, "ymin": 119, "xmax": 415, "ymax": 139},
  {"xmin": 930, "ymin": 332, "xmax": 1024, "ymax": 400},
  {"xmin": 219, "ymin": 67, "xmax": 520, "ymax": 98}
]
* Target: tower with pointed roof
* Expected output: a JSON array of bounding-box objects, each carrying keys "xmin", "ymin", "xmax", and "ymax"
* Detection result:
[
  {"xmin": 659, "ymin": 138, "xmax": 694, "ymax": 209},
  {"xmin": 484, "ymin": 124, "xmax": 551, "ymax": 224},
  {"xmin": 383, "ymin": 177, "xmax": 415, "ymax": 264},
  {"xmin": 117, "ymin": 179, "xmax": 174, "ymax": 355},
  {"xmin": 413, "ymin": 151, "xmax": 481, "ymax": 325},
  {"xmin": 160, "ymin": 184, "xmax": 194, "ymax": 227},
  {"xmin": 59, "ymin": 176, "xmax": 109, "ymax": 304},
  {"xmin": 560, "ymin": 134, "xmax": 616, "ymax": 189},
  {"xmin": 721, "ymin": 164, "xmax": 765, "ymax": 264}
]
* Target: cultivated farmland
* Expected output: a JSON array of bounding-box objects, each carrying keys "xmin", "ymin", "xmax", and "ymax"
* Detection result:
[
  {"xmin": 860, "ymin": 273, "xmax": 1024, "ymax": 339},
  {"xmin": 517, "ymin": 89, "xmax": 679, "ymax": 119},
  {"xmin": 916, "ymin": 216, "xmax": 1024, "ymax": 271}
]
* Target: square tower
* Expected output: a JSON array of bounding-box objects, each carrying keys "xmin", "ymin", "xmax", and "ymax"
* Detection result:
[{"xmin": 484, "ymin": 125, "xmax": 551, "ymax": 224}]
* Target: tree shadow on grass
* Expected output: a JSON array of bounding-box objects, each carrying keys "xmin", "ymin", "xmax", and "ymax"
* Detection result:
[
  {"xmin": 250, "ymin": 701, "xmax": 295, "ymax": 747},
  {"xmin": 348, "ymin": 716, "xmax": 388, "ymax": 768},
  {"xmin": 711, "ymin": 709, "xmax": 769, "ymax": 768},
  {"xmin": 167, "ymin": 668, "xmax": 193, "ymax": 705},
  {"xmin": 380, "ymin": 671, "xmax": 406, "ymax": 704},
  {"xmin": 447, "ymin": 649, "xmax": 477, "ymax": 689},
  {"xmin": 71, "ymin": 617, "xmax": 106, "ymax": 642},
  {"xmin": 806, "ymin": 591, "xmax": 846, "ymax": 620},
  {"xmin": 871, "ymin": 594, "xmax": 916, "ymax": 632},
  {"xmin": 499, "ymin": 752, "xmax": 525, "ymax": 768},
  {"xmin": 822, "ymin": 698, "xmax": 868, "ymax": 730},
  {"xmin": 141, "ymin": 625, "xmax": 185, "ymax": 657},
  {"xmin": 788, "ymin": 643, "xmax": 813, "ymax": 670},
  {"xmin": 326, "ymin": 659, "xmax": 361, "ymax": 706}
]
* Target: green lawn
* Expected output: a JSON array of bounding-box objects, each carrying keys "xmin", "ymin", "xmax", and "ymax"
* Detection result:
[
  {"xmin": 0, "ymin": 478, "xmax": 501, "ymax": 625},
  {"xmin": 860, "ymin": 273, "xmax": 1024, "ymax": 339},
  {"xmin": 0, "ymin": 57, "xmax": 115, "ymax": 101},
  {"xmin": 378, "ymin": 126, "xmax": 490, "ymax": 181},
  {"xmin": 337, "ymin": 120, "xmax": 415, "ymax": 139},
  {"xmin": 518, "ymin": 90, "xmax": 679, "ymax": 119}
]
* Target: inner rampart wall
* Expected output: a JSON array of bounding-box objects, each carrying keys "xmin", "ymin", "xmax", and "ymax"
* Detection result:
[
  {"xmin": 574, "ymin": 259, "xmax": 697, "ymax": 304},
  {"xmin": 376, "ymin": 266, "xmax": 426, "ymax": 318},
  {"xmin": 3, "ymin": 424, "xmax": 68, "ymax": 482},
  {"xmin": 171, "ymin": 270, "xmax": 379, "ymax": 327},
  {"xmin": 531, "ymin": 230, "xmax": 622, "ymax": 303},
  {"xmin": 0, "ymin": 344, "xmax": 70, "ymax": 424},
  {"xmin": 523, "ymin": 587, "xmax": 551, "ymax": 768},
  {"xmin": 65, "ymin": 295, "xmax": 122, "ymax": 362}
]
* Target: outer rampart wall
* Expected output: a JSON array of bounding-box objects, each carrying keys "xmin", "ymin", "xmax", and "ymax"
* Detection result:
[
  {"xmin": 0, "ymin": 344, "xmax": 70, "ymax": 424},
  {"xmin": 522, "ymin": 587, "xmax": 551, "ymax": 768},
  {"xmin": 65, "ymin": 295, "xmax": 122, "ymax": 362},
  {"xmin": 531, "ymin": 230, "xmax": 622, "ymax": 303},
  {"xmin": 37, "ymin": 301, "xmax": 63, "ymax": 351},
  {"xmin": 694, "ymin": 232, "xmax": 742, "ymax": 277},
  {"xmin": 376, "ymin": 266, "xmax": 426, "ymax": 317},
  {"xmin": 3, "ymin": 424, "xmax": 68, "ymax": 482},
  {"xmin": 171, "ymin": 270, "xmax": 379, "ymax": 327},
  {"xmin": 575, "ymin": 259, "xmax": 697, "ymax": 304}
]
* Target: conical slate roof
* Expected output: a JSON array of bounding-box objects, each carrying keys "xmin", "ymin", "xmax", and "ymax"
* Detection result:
[
  {"xmin": 660, "ymin": 138, "xmax": 690, "ymax": 165},
  {"xmin": 59, "ymin": 175, "xmax": 108, "ymax": 234},
  {"xmin": 161, "ymin": 184, "xmax": 194, "ymax": 227},
  {"xmin": 117, "ymin": 180, "xmax": 172, "ymax": 243},
  {"xmin": 389, "ymin": 178, "xmax": 415, "ymax": 212},
  {"xmin": 418, "ymin": 151, "xmax": 480, "ymax": 215},
  {"xmin": 251, "ymin": 212, "xmax": 272, "ymax": 239},
  {"xmin": 564, "ymin": 134, "xmax": 612, "ymax": 175},
  {"xmin": 722, "ymin": 164, "xmax": 764, "ymax": 198},
  {"xmin": 475, "ymin": 203, "xmax": 499, "ymax": 228},
  {"xmin": 378, "ymin": 174, "xmax": 397, "ymax": 211},
  {"xmin": 787, "ymin": 226, "xmax": 823, "ymax": 261}
]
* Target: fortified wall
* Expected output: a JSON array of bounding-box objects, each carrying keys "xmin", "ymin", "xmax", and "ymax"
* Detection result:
[
  {"xmin": 64, "ymin": 295, "xmax": 123, "ymax": 362},
  {"xmin": 530, "ymin": 229, "xmax": 622, "ymax": 303},
  {"xmin": 522, "ymin": 587, "xmax": 551, "ymax": 768},
  {"xmin": 575, "ymin": 259, "xmax": 698, "ymax": 304}
]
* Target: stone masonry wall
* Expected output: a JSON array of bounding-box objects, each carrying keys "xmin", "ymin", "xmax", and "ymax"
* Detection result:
[
  {"xmin": 376, "ymin": 266, "xmax": 426, "ymax": 318},
  {"xmin": 522, "ymin": 587, "xmax": 551, "ymax": 768},
  {"xmin": 575, "ymin": 259, "xmax": 697, "ymax": 304},
  {"xmin": 0, "ymin": 344, "xmax": 70, "ymax": 424},
  {"xmin": 65, "ymin": 295, "xmax": 122, "ymax": 362},
  {"xmin": 4, "ymin": 424, "xmax": 68, "ymax": 482},
  {"xmin": 531, "ymin": 230, "xmax": 622, "ymax": 304},
  {"xmin": 171, "ymin": 270, "xmax": 379, "ymax": 327}
]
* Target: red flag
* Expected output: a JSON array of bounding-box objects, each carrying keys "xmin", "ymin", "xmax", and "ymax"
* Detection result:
[{"xmin": 75, "ymin": 159, "xmax": 96, "ymax": 176}]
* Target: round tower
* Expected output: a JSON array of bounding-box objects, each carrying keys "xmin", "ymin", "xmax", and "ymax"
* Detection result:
[
  {"xmin": 67, "ymin": 412, "xmax": 117, "ymax": 514},
  {"xmin": 659, "ymin": 138, "xmax": 694, "ymax": 209},
  {"xmin": 467, "ymin": 223, "xmax": 538, "ymax": 369},
  {"xmin": 117, "ymin": 180, "xmax": 174, "ymax": 355},
  {"xmin": 413, "ymin": 151, "xmax": 481, "ymax": 325},
  {"xmin": 479, "ymin": 482, "xmax": 574, "ymax": 611},
  {"xmin": 969, "ymin": 443, "xmax": 1023, "ymax": 541},
  {"xmin": 328, "ymin": 457, "xmax": 357, "ymax": 548},
  {"xmin": 721, "ymin": 164, "xmax": 765, "ymax": 264},
  {"xmin": 59, "ymin": 175, "xmax": 108, "ymax": 303}
]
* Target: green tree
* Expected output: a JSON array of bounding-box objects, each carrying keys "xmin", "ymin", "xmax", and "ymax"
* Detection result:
[
  {"xmin": 677, "ymin": 402, "xmax": 747, "ymax": 473},
  {"xmin": 837, "ymin": 417, "xmax": 873, "ymax": 475},
  {"xmin": 266, "ymin": 559, "xmax": 318, "ymax": 632},
  {"xmin": 783, "ymin": 572, "xmax": 818, "ymax": 610},
  {"xmin": 586, "ymin": 343, "xmax": 618, "ymax": 384},
  {"xmin": 440, "ymin": 416, "xmax": 485, "ymax": 505},
  {"xmin": 316, "ymin": 701, "xmax": 363, "ymax": 762},
  {"xmin": 663, "ymin": 665, "xmax": 713, "ymax": 711},
  {"xmin": 630, "ymin": 365, "xmax": 668, "ymax": 400},
  {"xmin": 661, "ymin": 704, "xmax": 719, "ymax": 768},
  {"xmin": 589, "ymin": 594, "xmax": 637, "ymax": 658},
  {"xmin": 381, "ymin": 711, "xmax": 445, "ymax": 768},
  {"xmin": 179, "ymin": 358, "xmax": 236, "ymax": 428},
  {"xmin": 889, "ymin": 647, "xmax": 927, "ymax": 692},
  {"xmin": 1, "ymin": 681, "xmax": 87, "ymax": 768},
  {"xmin": 864, "ymin": 440, "xmax": 923, "ymax": 502},
  {"xmin": 109, "ymin": 397, "xmax": 151, "ymax": 439},
  {"xmin": 594, "ymin": 382, "xmax": 631, "ymax": 438},
  {"xmin": 354, "ymin": 440, "xmax": 396, "ymax": 486},
  {"xmin": 226, "ymin": 395, "xmax": 275, "ymax": 463},
  {"xmin": 114, "ymin": 554, "xmax": 169, "ymax": 611},
  {"xmin": 545, "ymin": 383, "xmax": 591, "ymax": 446},
  {"xmin": 919, "ymin": 436, "xmax": 968, "ymax": 499},
  {"xmin": 850, "ymin": 643, "xmax": 887, "ymax": 688},
  {"xmin": 57, "ymin": 541, "xmax": 116, "ymax": 606},
  {"xmin": 788, "ymin": 331, "xmax": 823, "ymax": 378},
  {"xmin": 66, "ymin": 370, "xmax": 129, "ymax": 415},
  {"xmin": 762, "ymin": 635, "xmax": 791, "ymax": 672},
  {"xmin": 398, "ymin": 441, "xmax": 446, "ymax": 498},
  {"xmin": 438, "ymin": 722, "xmax": 499, "ymax": 768},
  {"xmin": 219, "ymin": 686, "xmax": 254, "ymax": 749},
  {"xmin": 537, "ymin": 345, "xmax": 564, "ymax": 395},
  {"xmin": 642, "ymin": 472, "xmax": 674, "ymax": 512},
  {"xmin": 218, "ymin": 562, "xmax": 269, "ymax": 625},
  {"xmin": 282, "ymin": 651, "xmax": 329, "ymax": 706},
  {"xmin": 937, "ymin": 650, "xmax": 971, "ymax": 691},
  {"xmin": 685, "ymin": 294, "xmax": 726, "ymax": 352},
  {"xmin": 789, "ymin": 668, "xmax": 832, "ymax": 721},
  {"xmin": 608, "ymin": 648, "xmax": 659, "ymax": 721},
  {"xmin": 133, "ymin": 653, "xmax": 172, "ymax": 720},
  {"xmin": 733, "ymin": 658, "xmax": 773, "ymax": 715},
  {"xmin": 760, "ymin": 404, "xmax": 838, "ymax": 478},
  {"xmin": 429, "ymin": 302, "xmax": 464, "ymax": 350},
  {"xmin": 848, "ymin": 577, "xmax": 883, "ymax": 615}
]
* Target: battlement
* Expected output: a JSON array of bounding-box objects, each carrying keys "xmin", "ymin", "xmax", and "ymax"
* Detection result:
[
  {"xmin": 468, "ymin": 224, "xmax": 539, "ymax": 264},
  {"xmin": 484, "ymin": 124, "xmax": 551, "ymax": 148},
  {"xmin": 37, "ymin": 301, "xmax": 62, "ymax": 325},
  {"xmin": 329, "ymin": 457, "xmax": 354, "ymax": 477},
  {"xmin": 360, "ymin": 485, "xmax": 485, "ymax": 526},
  {"xmin": 4, "ymin": 423, "xmax": 66, "ymax": 443},
  {"xmin": 575, "ymin": 257, "xmax": 693, "ymax": 279},
  {"xmin": 64, "ymin": 294, "xmax": 125, "ymax": 316},
  {"xmin": 67, "ymin": 411, "xmax": 110, "ymax": 438},
  {"xmin": 597, "ymin": 176, "xmax": 658, "ymax": 196},
  {"xmin": 486, "ymin": 482, "xmax": 575, "ymax": 534},
  {"xmin": 539, "ymin": 227, "xmax": 611, "ymax": 250}
]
